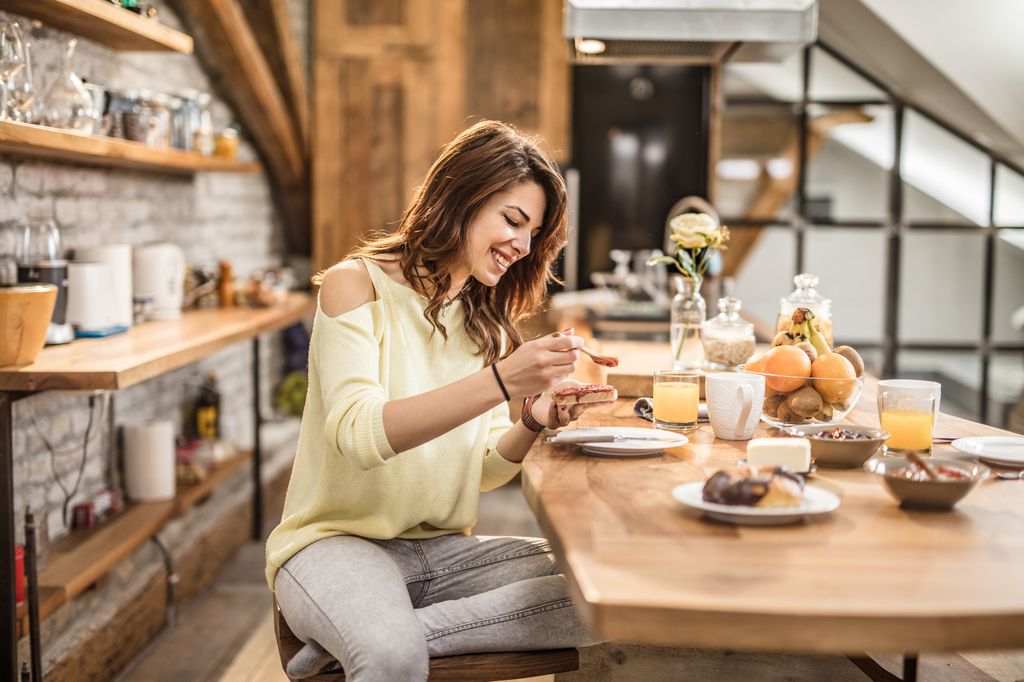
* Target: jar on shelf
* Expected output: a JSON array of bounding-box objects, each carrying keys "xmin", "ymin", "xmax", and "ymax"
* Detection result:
[
  {"xmin": 777, "ymin": 273, "xmax": 834, "ymax": 347},
  {"xmin": 194, "ymin": 93, "xmax": 214, "ymax": 156},
  {"xmin": 214, "ymin": 127, "xmax": 239, "ymax": 160},
  {"xmin": 148, "ymin": 92, "xmax": 172, "ymax": 148},
  {"xmin": 702, "ymin": 296, "xmax": 756, "ymax": 370},
  {"xmin": 117, "ymin": 89, "xmax": 154, "ymax": 143}
]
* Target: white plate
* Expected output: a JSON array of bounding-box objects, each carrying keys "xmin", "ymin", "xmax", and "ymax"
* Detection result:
[
  {"xmin": 566, "ymin": 427, "xmax": 689, "ymax": 457},
  {"xmin": 951, "ymin": 436, "xmax": 1024, "ymax": 468},
  {"xmin": 671, "ymin": 481, "xmax": 841, "ymax": 526}
]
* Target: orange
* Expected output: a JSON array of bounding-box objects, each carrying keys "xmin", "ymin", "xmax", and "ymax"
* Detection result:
[
  {"xmin": 745, "ymin": 352, "xmax": 767, "ymax": 374},
  {"xmin": 763, "ymin": 345, "xmax": 811, "ymax": 393},
  {"xmin": 811, "ymin": 353, "xmax": 857, "ymax": 403}
]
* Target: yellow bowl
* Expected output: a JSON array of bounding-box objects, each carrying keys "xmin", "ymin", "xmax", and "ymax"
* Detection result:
[{"xmin": 0, "ymin": 284, "xmax": 57, "ymax": 367}]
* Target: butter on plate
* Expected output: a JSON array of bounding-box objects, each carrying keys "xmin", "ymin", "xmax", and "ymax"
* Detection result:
[{"xmin": 746, "ymin": 437, "xmax": 811, "ymax": 473}]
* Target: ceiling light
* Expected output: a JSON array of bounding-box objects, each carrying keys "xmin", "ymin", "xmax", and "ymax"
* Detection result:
[{"xmin": 576, "ymin": 38, "xmax": 606, "ymax": 55}]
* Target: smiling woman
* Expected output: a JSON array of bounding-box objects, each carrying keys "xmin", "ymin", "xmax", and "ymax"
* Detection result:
[{"xmin": 267, "ymin": 121, "xmax": 608, "ymax": 681}]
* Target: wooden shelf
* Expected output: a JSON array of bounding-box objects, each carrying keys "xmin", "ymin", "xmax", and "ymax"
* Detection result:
[
  {"xmin": 0, "ymin": 292, "xmax": 314, "ymax": 392},
  {"xmin": 16, "ymin": 450, "xmax": 254, "ymax": 637},
  {"xmin": 175, "ymin": 450, "xmax": 252, "ymax": 514},
  {"xmin": 0, "ymin": 0, "xmax": 194, "ymax": 53},
  {"xmin": 0, "ymin": 120, "xmax": 260, "ymax": 175}
]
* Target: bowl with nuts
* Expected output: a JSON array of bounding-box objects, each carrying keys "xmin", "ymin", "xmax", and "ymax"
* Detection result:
[{"xmin": 785, "ymin": 424, "xmax": 889, "ymax": 468}]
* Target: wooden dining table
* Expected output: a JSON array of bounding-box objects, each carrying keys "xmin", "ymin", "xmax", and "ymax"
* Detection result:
[{"xmin": 520, "ymin": 338, "xmax": 1024, "ymax": 678}]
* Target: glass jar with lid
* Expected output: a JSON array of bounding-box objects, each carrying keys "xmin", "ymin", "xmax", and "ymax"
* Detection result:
[
  {"xmin": 777, "ymin": 272, "xmax": 833, "ymax": 347},
  {"xmin": 148, "ymin": 92, "xmax": 172, "ymax": 148},
  {"xmin": 114, "ymin": 88, "xmax": 154, "ymax": 143},
  {"xmin": 702, "ymin": 296, "xmax": 755, "ymax": 370}
]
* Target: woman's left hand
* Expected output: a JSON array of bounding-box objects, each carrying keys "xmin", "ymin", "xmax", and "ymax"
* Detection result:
[{"xmin": 529, "ymin": 379, "xmax": 616, "ymax": 429}]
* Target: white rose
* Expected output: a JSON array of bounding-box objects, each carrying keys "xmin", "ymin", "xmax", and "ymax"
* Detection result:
[{"xmin": 669, "ymin": 213, "xmax": 718, "ymax": 249}]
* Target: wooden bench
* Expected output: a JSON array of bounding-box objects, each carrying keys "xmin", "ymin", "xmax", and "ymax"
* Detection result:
[{"xmin": 273, "ymin": 601, "xmax": 580, "ymax": 681}]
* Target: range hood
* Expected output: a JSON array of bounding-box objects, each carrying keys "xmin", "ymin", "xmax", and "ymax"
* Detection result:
[{"xmin": 564, "ymin": 0, "xmax": 818, "ymax": 64}]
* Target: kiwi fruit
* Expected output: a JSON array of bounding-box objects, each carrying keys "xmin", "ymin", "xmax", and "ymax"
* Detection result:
[
  {"xmin": 834, "ymin": 345, "xmax": 865, "ymax": 378},
  {"xmin": 764, "ymin": 394, "xmax": 786, "ymax": 418},
  {"xmin": 795, "ymin": 341, "xmax": 818, "ymax": 364},
  {"xmin": 787, "ymin": 385, "xmax": 823, "ymax": 418}
]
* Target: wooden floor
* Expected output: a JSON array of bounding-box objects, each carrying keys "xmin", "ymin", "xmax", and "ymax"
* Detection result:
[{"xmin": 116, "ymin": 477, "xmax": 1024, "ymax": 682}]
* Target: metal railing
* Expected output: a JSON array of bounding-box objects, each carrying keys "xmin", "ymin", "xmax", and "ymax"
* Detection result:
[{"xmin": 719, "ymin": 42, "xmax": 1024, "ymax": 425}]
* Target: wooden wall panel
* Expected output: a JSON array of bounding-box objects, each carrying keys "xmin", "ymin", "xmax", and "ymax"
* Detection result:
[
  {"xmin": 313, "ymin": 0, "xmax": 571, "ymax": 271},
  {"xmin": 467, "ymin": 0, "xmax": 542, "ymax": 130}
]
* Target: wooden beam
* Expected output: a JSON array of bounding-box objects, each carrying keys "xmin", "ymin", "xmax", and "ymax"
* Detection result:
[
  {"xmin": 723, "ymin": 108, "xmax": 873, "ymax": 277},
  {"xmin": 174, "ymin": 0, "xmax": 309, "ymax": 254},
  {"xmin": 239, "ymin": 0, "xmax": 310, "ymax": 150}
]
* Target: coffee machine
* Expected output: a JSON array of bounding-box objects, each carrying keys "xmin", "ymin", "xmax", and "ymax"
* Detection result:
[{"xmin": 17, "ymin": 217, "xmax": 74, "ymax": 345}]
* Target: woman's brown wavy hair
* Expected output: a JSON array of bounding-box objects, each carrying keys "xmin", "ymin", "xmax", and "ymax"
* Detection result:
[{"xmin": 315, "ymin": 120, "xmax": 568, "ymax": 364}]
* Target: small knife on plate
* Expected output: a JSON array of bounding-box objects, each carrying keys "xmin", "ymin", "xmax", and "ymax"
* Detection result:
[{"xmin": 547, "ymin": 431, "xmax": 674, "ymax": 445}]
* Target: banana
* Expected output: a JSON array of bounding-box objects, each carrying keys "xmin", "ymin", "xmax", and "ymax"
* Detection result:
[
  {"xmin": 771, "ymin": 331, "xmax": 794, "ymax": 347},
  {"xmin": 802, "ymin": 309, "xmax": 832, "ymax": 357}
]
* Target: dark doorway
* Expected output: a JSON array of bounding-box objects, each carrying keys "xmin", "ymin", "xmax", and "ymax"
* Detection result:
[{"xmin": 571, "ymin": 64, "xmax": 711, "ymax": 287}]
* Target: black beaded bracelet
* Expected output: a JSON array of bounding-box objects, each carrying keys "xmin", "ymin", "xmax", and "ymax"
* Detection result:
[{"xmin": 491, "ymin": 363, "xmax": 511, "ymax": 402}]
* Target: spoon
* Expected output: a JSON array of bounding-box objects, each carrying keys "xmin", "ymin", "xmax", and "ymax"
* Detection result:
[
  {"xmin": 558, "ymin": 328, "xmax": 620, "ymax": 367},
  {"xmin": 906, "ymin": 452, "xmax": 940, "ymax": 481},
  {"xmin": 580, "ymin": 345, "xmax": 619, "ymax": 368}
]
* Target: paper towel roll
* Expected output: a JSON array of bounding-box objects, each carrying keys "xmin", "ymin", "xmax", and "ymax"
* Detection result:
[
  {"xmin": 66, "ymin": 261, "xmax": 113, "ymax": 331},
  {"xmin": 75, "ymin": 244, "xmax": 133, "ymax": 328},
  {"xmin": 122, "ymin": 421, "xmax": 176, "ymax": 502}
]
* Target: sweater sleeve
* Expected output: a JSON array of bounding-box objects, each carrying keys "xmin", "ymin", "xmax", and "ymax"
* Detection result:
[
  {"xmin": 317, "ymin": 304, "xmax": 398, "ymax": 469},
  {"xmin": 480, "ymin": 399, "xmax": 521, "ymax": 492}
]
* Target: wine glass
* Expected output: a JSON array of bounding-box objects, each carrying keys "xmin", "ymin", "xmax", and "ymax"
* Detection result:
[{"xmin": 0, "ymin": 19, "xmax": 25, "ymax": 121}]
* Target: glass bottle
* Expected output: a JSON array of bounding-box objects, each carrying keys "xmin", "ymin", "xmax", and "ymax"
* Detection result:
[
  {"xmin": 42, "ymin": 39, "xmax": 99, "ymax": 134},
  {"xmin": 702, "ymin": 296, "xmax": 756, "ymax": 370},
  {"xmin": 8, "ymin": 38, "xmax": 37, "ymax": 123},
  {"xmin": 194, "ymin": 93, "xmax": 214, "ymax": 156},
  {"xmin": 777, "ymin": 273, "xmax": 834, "ymax": 347},
  {"xmin": 670, "ymin": 276, "xmax": 706, "ymax": 371},
  {"xmin": 0, "ymin": 19, "xmax": 25, "ymax": 121}
]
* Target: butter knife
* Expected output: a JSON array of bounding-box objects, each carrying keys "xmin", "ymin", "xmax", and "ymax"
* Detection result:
[{"xmin": 547, "ymin": 432, "xmax": 674, "ymax": 444}]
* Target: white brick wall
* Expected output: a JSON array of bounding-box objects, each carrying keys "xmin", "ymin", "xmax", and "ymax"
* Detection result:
[{"xmin": 2, "ymin": 1, "xmax": 296, "ymax": 544}]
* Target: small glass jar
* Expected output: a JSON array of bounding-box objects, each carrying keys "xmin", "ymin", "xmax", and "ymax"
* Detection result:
[
  {"xmin": 118, "ymin": 89, "xmax": 153, "ymax": 143},
  {"xmin": 194, "ymin": 93, "xmax": 215, "ymax": 156},
  {"xmin": 215, "ymin": 127, "xmax": 239, "ymax": 160},
  {"xmin": 148, "ymin": 92, "xmax": 172, "ymax": 148},
  {"xmin": 702, "ymin": 296, "xmax": 756, "ymax": 370},
  {"xmin": 777, "ymin": 273, "xmax": 834, "ymax": 347}
]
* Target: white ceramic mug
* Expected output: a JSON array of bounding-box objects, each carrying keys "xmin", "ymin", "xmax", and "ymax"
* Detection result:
[{"xmin": 706, "ymin": 372, "xmax": 765, "ymax": 440}]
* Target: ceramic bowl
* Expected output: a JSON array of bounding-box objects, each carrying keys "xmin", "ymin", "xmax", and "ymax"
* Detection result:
[
  {"xmin": 0, "ymin": 284, "xmax": 57, "ymax": 367},
  {"xmin": 873, "ymin": 457, "xmax": 989, "ymax": 510},
  {"xmin": 785, "ymin": 424, "xmax": 889, "ymax": 468}
]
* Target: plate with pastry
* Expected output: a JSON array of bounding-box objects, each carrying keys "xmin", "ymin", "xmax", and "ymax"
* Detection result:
[{"xmin": 671, "ymin": 465, "xmax": 840, "ymax": 525}]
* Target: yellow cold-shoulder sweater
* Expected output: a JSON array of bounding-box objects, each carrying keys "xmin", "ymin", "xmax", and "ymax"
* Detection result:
[{"xmin": 265, "ymin": 259, "xmax": 521, "ymax": 590}]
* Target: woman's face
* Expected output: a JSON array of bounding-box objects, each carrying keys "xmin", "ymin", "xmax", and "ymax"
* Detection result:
[{"xmin": 461, "ymin": 181, "xmax": 546, "ymax": 287}]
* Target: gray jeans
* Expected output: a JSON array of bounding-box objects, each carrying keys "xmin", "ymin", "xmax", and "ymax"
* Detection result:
[{"xmin": 275, "ymin": 534, "xmax": 597, "ymax": 681}]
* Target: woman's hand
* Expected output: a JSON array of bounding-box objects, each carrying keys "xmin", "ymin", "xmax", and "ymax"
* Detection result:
[
  {"xmin": 529, "ymin": 379, "xmax": 616, "ymax": 429},
  {"xmin": 495, "ymin": 328, "xmax": 583, "ymax": 398}
]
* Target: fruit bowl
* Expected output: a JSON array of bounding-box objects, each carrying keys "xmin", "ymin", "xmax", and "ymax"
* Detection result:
[{"xmin": 738, "ymin": 365, "xmax": 864, "ymax": 429}]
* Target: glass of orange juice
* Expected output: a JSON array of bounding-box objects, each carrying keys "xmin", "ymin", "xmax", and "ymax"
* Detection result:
[
  {"xmin": 877, "ymin": 379, "xmax": 941, "ymax": 455},
  {"xmin": 653, "ymin": 370, "xmax": 701, "ymax": 431}
]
